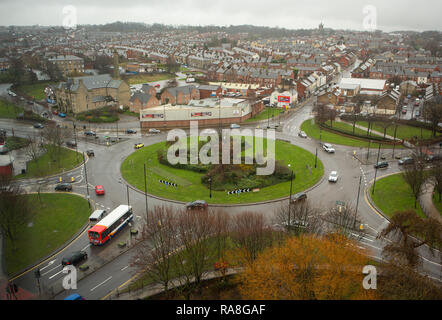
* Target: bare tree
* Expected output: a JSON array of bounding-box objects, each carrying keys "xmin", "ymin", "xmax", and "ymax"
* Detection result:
[
  {"xmin": 431, "ymin": 161, "xmax": 442, "ymax": 202},
  {"xmin": 25, "ymin": 134, "xmax": 43, "ymax": 171},
  {"xmin": 378, "ymin": 210, "xmax": 442, "ymax": 268},
  {"xmin": 401, "ymin": 148, "xmax": 427, "ymax": 208},
  {"xmin": 273, "ymin": 201, "xmax": 324, "ymax": 236},
  {"xmin": 323, "ymin": 203, "xmax": 365, "ymax": 240},
  {"xmin": 229, "ymin": 211, "xmax": 274, "ymax": 266},
  {"xmin": 41, "ymin": 124, "xmax": 73, "ymax": 165},
  {"xmin": 173, "ymin": 208, "xmax": 217, "ymax": 299},
  {"xmin": 130, "ymin": 206, "xmax": 177, "ymax": 295},
  {"xmin": 0, "ymin": 174, "xmax": 32, "ymax": 250},
  {"xmin": 423, "ymin": 100, "xmax": 442, "ymax": 137},
  {"xmin": 210, "ymin": 209, "xmax": 231, "ymax": 262}
]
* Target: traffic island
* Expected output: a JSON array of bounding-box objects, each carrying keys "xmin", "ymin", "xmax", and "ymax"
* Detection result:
[{"xmin": 121, "ymin": 138, "xmax": 324, "ymax": 204}]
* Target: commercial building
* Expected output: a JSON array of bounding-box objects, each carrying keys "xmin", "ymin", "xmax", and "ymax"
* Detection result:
[
  {"xmin": 338, "ymin": 78, "xmax": 387, "ymax": 96},
  {"xmin": 140, "ymin": 97, "xmax": 263, "ymax": 129}
]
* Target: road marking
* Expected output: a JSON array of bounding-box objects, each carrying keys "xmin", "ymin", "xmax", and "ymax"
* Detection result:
[
  {"xmin": 48, "ymin": 269, "xmax": 64, "ymax": 280},
  {"xmin": 91, "ymin": 276, "xmax": 112, "ymax": 291},
  {"xmin": 121, "ymin": 265, "xmax": 129, "ymax": 271},
  {"xmin": 41, "ymin": 264, "xmax": 62, "ymax": 276},
  {"xmin": 81, "ymin": 244, "xmax": 91, "ymax": 251},
  {"xmin": 39, "ymin": 260, "xmax": 56, "ymax": 271}
]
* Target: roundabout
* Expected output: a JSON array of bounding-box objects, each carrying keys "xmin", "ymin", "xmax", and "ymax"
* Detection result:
[{"xmin": 121, "ymin": 138, "xmax": 324, "ymax": 204}]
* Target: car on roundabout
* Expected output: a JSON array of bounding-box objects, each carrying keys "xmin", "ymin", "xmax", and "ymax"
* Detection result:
[
  {"xmin": 328, "ymin": 171, "xmax": 339, "ymax": 182},
  {"xmin": 134, "ymin": 143, "xmax": 144, "ymax": 149},
  {"xmin": 55, "ymin": 183, "xmax": 72, "ymax": 192},
  {"xmin": 322, "ymin": 143, "xmax": 335, "ymax": 153},
  {"xmin": 186, "ymin": 200, "xmax": 208, "ymax": 210},
  {"xmin": 291, "ymin": 192, "xmax": 307, "ymax": 203},
  {"xmin": 95, "ymin": 185, "xmax": 105, "ymax": 196}
]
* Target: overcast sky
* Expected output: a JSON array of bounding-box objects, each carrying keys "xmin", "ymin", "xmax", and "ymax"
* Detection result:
[{"xmin": 1, "ymin": 0, "xmax": 441, "ymax": 32}]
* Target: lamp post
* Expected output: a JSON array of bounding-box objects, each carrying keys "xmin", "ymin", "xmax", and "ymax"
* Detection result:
[
  {"xmin": 144, "ymin": 163, "xmax": 148, "ymax": 217},
  {"xmin": 208, "ymin": 178, "xmax": 212, "ymax": 199},
  {"xmin": 392, "ymin": 123, "xmax": 398, "ymax": 159},
  {"xmin": 314, "ymin": 147, "xmax": 318, "ymax": 169},
  {"xmin": 354, "ymin": 175, "xmax": 362, "ymax": 228},
  {"xmin": 83, "ymin": 152, "xmax": 90, "ymax": 208}
]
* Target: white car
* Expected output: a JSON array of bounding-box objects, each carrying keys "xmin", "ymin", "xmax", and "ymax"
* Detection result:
[
  {"xmin": 328, "ymin": 171, "xmax": 339, "ymax": 182},
  {"xmin": 298, "ymin": 131, "xmax": 307, "ymax": 138},
  {"xmin": 323, "ymin": 143, "xmax": 335, "ymax": 153},
  {"xmin": 230, "ymin": 124, "xmax": 240, "ymax": 129},
  {"xmin": 149, "ymin": 128, "xmax": 161, "ymax": 134}
]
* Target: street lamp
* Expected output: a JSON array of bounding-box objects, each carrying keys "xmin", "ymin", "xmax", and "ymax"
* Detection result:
[
  {"xmin": 372, "ymin": 143, "xmax": 382, "ymax": 195},
  {"xmin": 208, "ymin": 178, "xmax": 212, "ymax": 199}
]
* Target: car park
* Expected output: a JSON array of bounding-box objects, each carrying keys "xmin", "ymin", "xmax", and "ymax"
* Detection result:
[
  {"xmin": 322, "ymin": 143, "xmax": 335, "ymax": 153},
  {"xmin": 291, "ymin": 192, "xmax": 307, "ymax": 203},
  {"xmin": 186, "ymin": 200, "xmax": 208, "ymax": 210},
  {"xmin": 55, "ymin": 183, "xmax": 72, "ymax": 191},
  {"xmin": 148, "ymin": 128, "xmax": 160, "ymax": 134},
  {"xmin": 33, "ymin": 123, "xmax": 44, "ymax": 129},
  {"xmin": 134, "ymin": 143, "xmax": 144, "ymax": 149},
  {"xmin": 61, "ymin": 251, "xmax": 88, "ymax": 266},
  {"xmin": 328, "ymin": 171, "xmax": 339, "ymax": 182},
  {"xmin": 126, "ymin": 129, "xmax": 137, "ymax": 134},
  {"xmin": 298, "ymin": 131, "xmax": 307, "ymax": 138},
  {"xmin": 95, "ymin": 185, "xmax": 105, "ymax": 195},
  {"xmin": 398, "ymin": 157, "xmax": 414, "ymax": 165},
  {"xmin": 374, "ymin": 161, "xmax": 389, "ymax": 169}
]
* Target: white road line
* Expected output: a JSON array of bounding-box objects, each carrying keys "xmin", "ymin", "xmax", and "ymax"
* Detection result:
[
  {"xmin": 81, "ymin": 244, "xmax": 91, "ymax": 251},
  {"xmin": 90, "ymin": 276, "xmax": 112, "ymax": 291},
  {"xmin": 48, "ymin": 269, "xmax": 64, "ymax": 280},
  {"xmin": 40, "ymin": 260, "xmax": 56, "ymax": 271},
  {"xmin": 121, "ymin": 265, "xmax": 129, "ymax": 271},
  {"xmin": 41, "ymin": 264, "xmax": 62, "ymax": 276}
]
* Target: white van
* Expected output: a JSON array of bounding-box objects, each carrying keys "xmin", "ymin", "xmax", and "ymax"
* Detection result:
[
  {"xmin": 89, "ymin": 209, "xmax": 106, "ymax": 223},
  {"xmin": 230, "ymin": 124, "xmax": 240, "ymax": 129}
]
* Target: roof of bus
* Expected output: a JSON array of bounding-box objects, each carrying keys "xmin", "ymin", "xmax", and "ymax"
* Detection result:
[
  {"xmin": 88, "ymin": 224, "xmax": 106, "ymax": 233},
  {"xmin": 90, "ymin": 205, "xmax": 132, "ymax": 229}
]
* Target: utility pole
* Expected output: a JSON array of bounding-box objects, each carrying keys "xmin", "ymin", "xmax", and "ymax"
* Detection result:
[
  {"xmin": 366, "ymin": 140, "xmax": 371, "ymax": 161},
  {"xmin": 116, "ymin": 120, "xmax": 119, "ymax": 142},
  {"xmin": 126, "ymin": 184, "xmax": 130, "ymax": 207},
  {"xmin": 83, "ymin": 152, "xmax": 90, "ymax": 207},
  {"xmin": 392, "ymin": 124, "xmax": 398, "ymax": 159},
  {"xmin": 72, "ymin": 121, "xmax": 78, "ymax": 162},
  {"xmin": 144, "ymin": 163, "xmax": 148, "ymax": 216},
  {"xmin": 314, "ymin": 147, "xmax": 318, "ymax": 168},
  {"xmin": 208, "ymin": 178, "xmax": 212, "ymax": 198},
  {"xmin": 372, "ymin": 143, "xmax": 382, "ymax": 195}
]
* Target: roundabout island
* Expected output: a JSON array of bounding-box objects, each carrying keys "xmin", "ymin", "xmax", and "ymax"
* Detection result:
[{"xmin": 121, "ymin": 137, "xmax": 324, "ymax": 204}]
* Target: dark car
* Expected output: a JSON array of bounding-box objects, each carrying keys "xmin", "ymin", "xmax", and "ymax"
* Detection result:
[
  {"xmin": 398, "ymin": 157, "xmax": 413, "ymax": 165},
  {"xmin": 86, "ymin": 149, "xmax": 95, "ymax": 157},
  {"xmin": 55, "ymin": 183, "xmax": 72, "ymax": 191},
  {"xmin": 61, "ymin": 251, "xmax": 88, "ymax": 266},
  {"xmin": 33, "ymin": 123, "xmax": 44, "ymax": 129},
  {"xmin": 66, "ymin": 140, "xmax": 77, "ymax": 148},
  {"xmin": 84, "ymin": 130, "xmax": 96, "ymax": 136},
  {"xmin": 426, "ymin": 154, "xmax": 441, "ymax": 162},
  {"xmin": 126, "ymin": 129, "xmax": 137, "ymax": 134},
  {"xmin": 374, "ymin": 161, "xmax": 389, "ymax": 169},
  {"xmin": 186, "ymin": 200, "xmax": 208, "ymax": 210},
  {"xmin": 291, "ymin": 192, "xmax": 307, "ymax": 203}
]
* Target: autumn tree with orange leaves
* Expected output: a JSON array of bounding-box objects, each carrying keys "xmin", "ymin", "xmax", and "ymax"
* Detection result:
[{"xmin": 236, "ymin": 234, "xmax": 377, "ymax": 300}]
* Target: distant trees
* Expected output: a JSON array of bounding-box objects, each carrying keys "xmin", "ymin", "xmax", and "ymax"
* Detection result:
[{"xmin": 423, "ymin": 101, "xmax": 442, "ymax": 137}]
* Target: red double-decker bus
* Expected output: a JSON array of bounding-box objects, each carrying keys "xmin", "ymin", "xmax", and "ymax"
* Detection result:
[{"xmin": 88, "ymin": 205, "xmax": 133, "ymax": 245}]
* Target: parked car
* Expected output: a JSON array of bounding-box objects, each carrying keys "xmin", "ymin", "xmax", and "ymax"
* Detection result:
[
  {"xmin": 52, "ymin": 110, "xmax": 59, "ymax": 115},
  {"xmin": 126, "ymin": 129, "xmax": 137, "ymax": 134},
  {"xmin": 230, "ymin": 124, "xmax": 241, "ymax": 129},
  {"xmin": 322, "ymin": 143, "xmax": 335, "ymax": 153},
  {"xmin": 33, "ymin": 123, "xmax": 44, "ymax": 129},
  {"xmin": 86, "ymin": 149, "xmax": 95, "ymax": 157},
  {"xmin": 398, "ymin": 157, "xmax": 414, "ymax": 165},
  {"xmin": 55, "ymin": 183, "xmax": 72, "ymax": 191},
  {"xmin": 298, "ymin": 131, "xmax": 307, "ymax": 138},
  {"xmin": 95, "ymin": 185, "xmax": 105, "ymax": 196},
  {"xmin": 374, "ymin": 161, "xmax": 389, "ymax": 169},
  {"xmin": 328, "ymin": 171, "xmax": 339, "ymax": 182},
  {"xmin": 134, "ymin": 143, "xmax": 144, "ymax": 149},
  {"xmin": 61, "ymin": 251, "xmax": 88, "ymax": 266},
  {"xmin": 148, "ymin": 128, "xmax": 160, "ymax": 134},
  {"xmin": 0, "ymin": 145, "xmax": 8, "ymax": 155},
  {"xmin": 84, "ymin": 130, "xmax": 96, "ymax": 136},
  {"xmin": 291, "ymin": 192, "xmax": 307, "ymax": 203},
  {"xmin": 186, "ymin": 200, "xmax": 208, "ymax": 210},
  {"xmin": 58, "ymin": 113, "xmax": 66, "ymax": 118},
  {"xmin": 66, "ymin": 140, "xmax": 77, "ymax": 148},
  {"xmin": 425, "ymin": 154, "xmax": 441, "ymax": 162}
]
